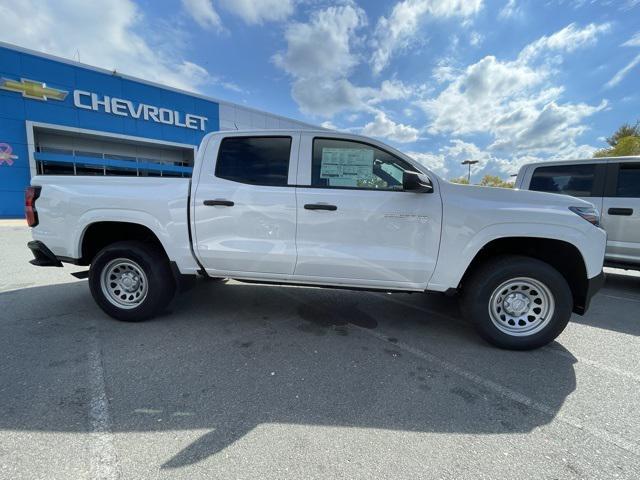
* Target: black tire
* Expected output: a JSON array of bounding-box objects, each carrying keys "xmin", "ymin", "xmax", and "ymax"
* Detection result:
[
  {"xmin": 461, "ymin": 255, "xmax": 572, "ymax": 350},
  {"xmin": 89, "ymin": 241, "xmax": 176, "ymax": 322}
]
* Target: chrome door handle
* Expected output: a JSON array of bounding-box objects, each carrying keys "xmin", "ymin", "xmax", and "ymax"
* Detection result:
[
  {"xmin": 204, "ymin": 199, "xmax": 234, "ymax": 207},
  {"xmin": 304, "ymin": 203, "xmax": 337, "ymax": 211}
]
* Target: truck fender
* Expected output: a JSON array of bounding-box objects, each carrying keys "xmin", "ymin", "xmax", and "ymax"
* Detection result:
[
  {"xmin": 427, "ymin": 222, "xmax": 590, "ymax": 291},
  {"xmin": 72, "ymin": 209, "xmax": 174, "ymax": 261}
]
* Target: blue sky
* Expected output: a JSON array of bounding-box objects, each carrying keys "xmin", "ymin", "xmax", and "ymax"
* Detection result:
[{"xmin": 1, "ymin": 0, "xmax": 639, "ymax": 179}]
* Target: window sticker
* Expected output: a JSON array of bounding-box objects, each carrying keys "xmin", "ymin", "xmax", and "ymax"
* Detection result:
[
  {"xmin": 320, "ymin": 147, "xmax": 374, "ymax": 186},
  {"xmin": 381, "ymin": 162, "xmax": 404, "ymax": 183}
]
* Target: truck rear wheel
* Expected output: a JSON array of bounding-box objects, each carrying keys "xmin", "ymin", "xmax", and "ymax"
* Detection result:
[
  {"xmin": 89, "ymin": 241, "xmax": 176, "ymax": 322},
  {"xmin": 461, "ymin": 255, "xmax": 572, "ymax": 350}
]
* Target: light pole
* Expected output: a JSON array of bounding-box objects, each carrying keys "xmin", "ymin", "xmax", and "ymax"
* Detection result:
[{"xmin": 461, "ymin": 160, "xmax": 479, "ymax": 184}]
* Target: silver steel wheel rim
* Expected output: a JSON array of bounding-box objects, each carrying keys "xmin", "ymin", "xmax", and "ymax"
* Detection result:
[
  {"xmin": 488, "ymin": 277, "xmax": 555, "ymax": 337},
  {"xmin": 100, "ymin": 258, "xmax": 148, "ymax": 309}
]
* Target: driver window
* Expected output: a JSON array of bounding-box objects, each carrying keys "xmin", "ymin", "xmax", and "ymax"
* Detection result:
[{"xmin": 311, "ymin": 138, "xmax": 416, "ymax": 190}]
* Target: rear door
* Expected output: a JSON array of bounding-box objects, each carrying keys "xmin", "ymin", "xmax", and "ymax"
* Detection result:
[
  {"xmin": 293, "ymin": 134, "xmax": 442, "ymax": 289},
  {"xmin": 601, "ymin": 161, "xmax": 640, "ymax": 265},
  {"xmin": 192, "ymin": 134, "xmax": 300, "ymax": 276}
]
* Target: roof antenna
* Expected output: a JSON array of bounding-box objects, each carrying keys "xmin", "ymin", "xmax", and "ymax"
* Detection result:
[
  {"xmin": 233, "ymin": 122, "xmax": 238, "ymax": 130},
  {"xmin": 75, "ymin": 49, "xmax": 80, "ymax": 62}
]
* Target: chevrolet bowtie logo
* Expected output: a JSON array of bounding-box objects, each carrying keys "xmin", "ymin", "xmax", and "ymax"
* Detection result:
[{"xmin": 0, "ymin": 78, "xmax": 68, "ymax": 101}]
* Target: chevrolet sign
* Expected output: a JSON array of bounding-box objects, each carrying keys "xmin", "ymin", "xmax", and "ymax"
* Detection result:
[
  {"xmin": 73, "ymin": 91, "xmax": 208, "ymax": 131},
  {"xmin": 1, "ymin": 75, "xmax": 208, "ymax": 132},
  {"xmin": 0, "ymin": 78, "xmax": 68, "ymax": 101}
]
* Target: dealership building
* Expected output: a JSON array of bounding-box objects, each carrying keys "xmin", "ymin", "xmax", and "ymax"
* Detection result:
[{"xmin": 0, "ymin": 42, "xmax": 314, "ymax": 218}]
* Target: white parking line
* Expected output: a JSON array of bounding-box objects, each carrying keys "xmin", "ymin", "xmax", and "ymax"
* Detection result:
[
  {"xmin": 357, "ymin": 325, "xmax": 640, "ymax": 458},
  {"xmin": 543, "ymin": 345, "xmax": 640, "ymax": 383},
  {"xmin": 375, "ymin": 293, "xmax": 640, "ymax": 383},
  {"xmin": 279, "ymin": 287, "xmax": 640, "ymax": 454},
  {"xmin": 88, "ymin": 331, "xmax": 120, "ymax": 480},
  {"xmin": 600, "ymin": 293, "xmax": 640, "ymax": 304}
]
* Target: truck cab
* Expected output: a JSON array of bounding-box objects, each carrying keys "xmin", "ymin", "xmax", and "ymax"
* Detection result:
[{"xmin": 191, "ymin": 131, "xmax": 442, "ymax": 290}]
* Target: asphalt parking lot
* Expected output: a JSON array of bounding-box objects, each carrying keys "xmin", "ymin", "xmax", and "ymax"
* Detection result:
[{"xmin": 1, "ymin": 221, "xmax": 639, "ymax": 479}]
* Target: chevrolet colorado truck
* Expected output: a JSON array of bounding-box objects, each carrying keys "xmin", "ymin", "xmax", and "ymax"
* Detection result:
[{"xmin": 26, "ymin": 130, "xmax": 606, "ymax": 349}]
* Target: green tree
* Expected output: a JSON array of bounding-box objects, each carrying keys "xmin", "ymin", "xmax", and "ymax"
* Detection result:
[
  {"xmin": 594, "ymin": 121, "xmax": 640, "ymax": 158},
  {"xmin": 449, "ymin": 175, "xmax": 514, "ymax": 188},
  {"xmin": 594, "ymin": 136, "xmax": 640, "ymax": 158},
  {"xmin": 449, "ymin": 176, "xmax": 469, "ymax": 184},
  {"xmin": 478, "ymin": 175, "xmax": 514, "ymax": 188},
  {"xmin": 606, "ymin": 121, "xmax": 640, "ymax": 147}
]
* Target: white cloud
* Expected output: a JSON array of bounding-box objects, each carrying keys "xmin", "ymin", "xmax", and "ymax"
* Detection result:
[
  {"xmin": 289, "ymin": 78, "xmax": 367, "ymax": 117},
  {"xmin": 406, "ymin": 151, "xmax": 449, "ymax": 176},
  {"xmin": 370, "ymin": 0, "xmax": 484, "ymax": 74},
  {"xmin": 320, "ymin": 121, "xmax": 338, "ymax": 130},
  {"xmin": 469, "ymin": 32, "xmax": 484, "ymax": 47},
  {"xmin": 409, "ymin": 140, "xmax": 542, "ymax": 180},
  {"xmin": 362, "ymin": 111, "xmax": 419, "ymax": 143},
  {"xmin": 419, "ymin": 23, "xmax": 610, "ymax": 155},
  {"xmin": 498, "ymin": 0, "xmax": 520, "ymax": 19},
  {"xmin": 420, "ymin": 55, "xmax": 545, "ymax": 135},
  {"xmin": 273, "ymin": 2, "xmax": 423, "ymax": 133},
  {"xmin": 606, "ymin": 54, "xmax": 640, "ymax": 89},
  {"xmin": 489, "ymin": 100, "xmax": 607, "ymax": 152},
  {"xmin": 181, "ymin": 0, "xmax": 223, "ymax": 31},
  {"xmin": 273, "ymin": 5, "xmax": 364, "ymax": 82},
  {"xmin": 368, "ymin": 79, "xmax": 415, "ymax": 104},
  {"xmin": 448, "ymin": 140, "xmax": 551, "ymax": 180},
  {"xmin": 432, "ymin": 63, "xmax": 457, "ymax": 83},
  {"xmin": 623, "ymin": 32, "xmax": 640, "ymax": 47},
  {"xmin": 408, "ymin": 140, "xmax": 501, "ymax": 178},
  {"xmin": 518, "ymin": 22, "xmax": 611, "ymax": 62},
  {"xmin": 606, "ymin": 32, "xmax": 640, "ymax": 88},
  {"xmin": 0, "ymin": 0, "xmax": 217, "ymax": 92},
  {"xmin": 558, "ymin": 0, "xmax": 639, "ymax": 10},
  {"xmin": 560, "ymin": 143, "xmax": 597, "ymax": 159},
  {"xmin": 219, "ymin": 0, "xmax": 295, "ymax": 25},
  {"xmin": 182, "ymin": 0, "xmax": 294, "ymax": 29}
]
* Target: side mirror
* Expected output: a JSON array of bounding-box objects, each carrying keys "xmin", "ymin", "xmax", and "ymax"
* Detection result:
[{"xmin": 403, "ymin": 171, "xmax": 433, "ymax": 193}]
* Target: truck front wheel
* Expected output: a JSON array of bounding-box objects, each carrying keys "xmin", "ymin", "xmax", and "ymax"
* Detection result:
[
  {"xmin": 89, "ymin": 241, "xmax": 176, "ymax": 322},
  {"xmin": 461, "ymin": 255, "xmax": 572, "ymax": 350}
]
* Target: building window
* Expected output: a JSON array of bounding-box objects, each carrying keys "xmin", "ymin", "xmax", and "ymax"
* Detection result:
[{"xmin": 215, "ymin": 136, "xmax": 292, "ymax": 186}]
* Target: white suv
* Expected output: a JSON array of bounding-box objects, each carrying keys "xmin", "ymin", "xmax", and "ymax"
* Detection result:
[{"xmin": 515, "ymin": 156, "xmax": 640, "ymax": 270}]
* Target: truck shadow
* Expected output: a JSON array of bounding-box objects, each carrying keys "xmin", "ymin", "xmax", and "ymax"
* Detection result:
[
  {"xmin": 0, "ymin": 279, "xmax": 578, "ymax": 470},
  {"xmin": 570, "ymin": 271, "xmax": 640, "ymax": 337}
]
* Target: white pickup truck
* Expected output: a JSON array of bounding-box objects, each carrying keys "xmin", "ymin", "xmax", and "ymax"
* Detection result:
[{"xmin": 26, "ymin": 130, "xmax": 606, "ymax": 350}]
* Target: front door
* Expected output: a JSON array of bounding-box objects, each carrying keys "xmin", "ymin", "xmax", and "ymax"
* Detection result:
[
  {"xmin": 192, "ymin": 134, "xmax": 300, "ymax": 276},
  {"xmin": 294, "ymin": 135, "xmax": 442, "ymax": 289}
]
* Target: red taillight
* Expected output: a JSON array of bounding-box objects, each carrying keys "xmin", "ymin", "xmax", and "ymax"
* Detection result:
[{"xmin": 25, "ymin": 186, "xmax": 41, "ymax": 227}]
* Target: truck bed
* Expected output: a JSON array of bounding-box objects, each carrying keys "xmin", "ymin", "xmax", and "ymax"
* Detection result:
[{"xmin": 30, "ymin": 175, "xmax": 200, "ymax": 273}]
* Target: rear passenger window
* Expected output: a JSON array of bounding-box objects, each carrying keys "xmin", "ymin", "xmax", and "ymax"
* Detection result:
[
  {"xmin": 215, "ymin": 136, "xmax": 291, "ymax": 186},
  {"xmin": 615, "ymin": 163, "xmax": 640, "ymax": 197},
  {"xmin": 530, "ymin": 164, "xmax": 596, "ymax": 197}
]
